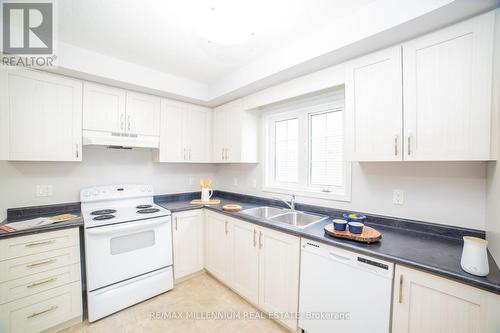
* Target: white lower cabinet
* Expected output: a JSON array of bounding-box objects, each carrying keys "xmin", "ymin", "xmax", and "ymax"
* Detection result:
[
  {"xmin": 392, "ymin": 265, "xmax": 500, "ymax": 333},
  {"xmin": 205, "ymin": 210, "xmax": 233, "ymax": 286},
  {"xmin": 172, "ymin": 210, "xmax": 204, "ymax": 280},
  {"xmin": 0, "ymin": 228, "xmax": 82, "ymax": 333},
  {"xmin": 258, "ymin": 227, "xmax": 300, "ymax": 331},
  {"xmin": 231, "ymin": 219, "xmax": 260, "ymax": 304},
  {"xmin": 204, "ymin": 211, "xmax": 300, "ymax": 331}
]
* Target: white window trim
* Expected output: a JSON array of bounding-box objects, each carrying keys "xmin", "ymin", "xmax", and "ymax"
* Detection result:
[{"xmin": 262, "ymin": 99, "xmax": 352, "ymax": 202}]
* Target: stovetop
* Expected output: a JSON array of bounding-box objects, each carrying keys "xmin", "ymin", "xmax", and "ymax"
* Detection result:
[{"xmin": 80, "ymin": 184, "xmax": 171, "ymax": 228}]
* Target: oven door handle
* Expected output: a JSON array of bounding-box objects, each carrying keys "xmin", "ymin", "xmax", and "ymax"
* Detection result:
[{"xmin": 85, "ymin": 219, "xmax": 169, "ymax": 235}]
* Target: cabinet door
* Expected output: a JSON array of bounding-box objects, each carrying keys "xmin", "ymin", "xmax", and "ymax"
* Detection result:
[
  {"xmin": 185, "ymin": 105, "xmax": 211, "ymax": 162},
  {"xmin": 0, "ymin": 69, "xmax": 82, "ymax": 161},
  {"xmin": 403, "ymin": 12, "xmax": 494, "ymax": 161},
  {"xmin": 258, "ymin": 227, "xmax": 300, "ymax": 331},
  {"xmin": 212, "ymin": 105, "xmax": 228, "ymax": 162},
  {"xmin": 172, "ymin": 210, "xmax": 204, "ymax": 280},
  {"xmin": 205, "ymin": 212, "xmax": 232, "ymax": 285},
  {"xmin": 345, "ymin": 46, "xmax": 403, "ymax": 161},
  {"xmin": 231, "ymin": 219, "xmax": 259, "ymax": 304},
  {"xmin": 125, "ymin": 92, "xmax": 161, "ymax": 136},
  {"xmin": 392, "ymin": 265, "xmax": 499, "ymax": 333},
  {"xmin": 158, "ymin": 99, "xmax": 186, "ymax": 162},
  {"xmin": 83, "ymin": 82, "xmax": 126, "ymax": 133}
]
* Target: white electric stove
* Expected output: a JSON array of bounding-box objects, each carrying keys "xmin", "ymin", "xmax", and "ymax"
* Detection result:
[{"xmin": 81, "ymin": 184, "xmax": 173, "ymax": 322}]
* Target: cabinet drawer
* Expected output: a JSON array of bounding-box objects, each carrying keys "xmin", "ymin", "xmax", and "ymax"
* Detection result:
[
  {"xmin": 0, "ymin": 228, "xmax": 79, "ymax": 261},
  {"xmin": 0, "ymin": 264, "xmax": 81, "ymax": 304},
  {"xmin": 0, "ymin": 246, "xmax": 80, "ymax": 283},
  {"xmin": 0, "ymin": 281, "xmax": 82, "ymax": 333}
]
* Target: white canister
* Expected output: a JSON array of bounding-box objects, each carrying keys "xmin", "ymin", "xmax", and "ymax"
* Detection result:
[
  {"xmin": 460, "ymin": 236, "xmax": 489, "ymax": 277},
  {"xmin": 201, "ymin": 188, "xmax": 213, "ymax": 202}
]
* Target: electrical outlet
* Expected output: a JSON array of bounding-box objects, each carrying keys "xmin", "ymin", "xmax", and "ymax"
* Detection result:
[
  {"xmin": 233, "ymin": 178, "xmax": 238, "ymax": 186},
  {"xmin": 393, "ymin": 189, "xmax": 404, "ymax": 205},
  {"xmin": 36, "ymin": 184, "xmax": 53, "ymax": 197}
]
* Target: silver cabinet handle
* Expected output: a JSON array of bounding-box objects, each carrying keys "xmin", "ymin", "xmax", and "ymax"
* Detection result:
[
  {"xmin": 225, "ymin": 221, "xmax": 228, "ymax": 235},
  {"xmin": 26, "ymin": 240, "xmax": 55, "ymax": 248},
  {"xmin": 27, "ymin": 277, "xmax": 57, "ymax": 288},
  {"xmin": 27, "ymin": 259, "xmax": 56, "ymax": 268},
  {"xmin": 189, "ymin": 148, "xmax": 191, "ymax": 160},
  {"xmin": 224, "ymin": 148, "xmax": 228, "ymax": 161},
  {"xmin": 175, "ymin": 216, "xmax": 178, "ymax": 231},
  {"xmin": 183, "ymin": 148, "xmax": 187, "ymax": 160},
  {"xmin": 120, "ymin": 114, "xmax": 125, "ymax": 131},
  {"xmin": 394, "ymin": 135, "xmax": 398, "ymax": 156},
  {"xmin": 253, "ymin": 229, "xmax": 257, "ymax": 247},
  {"xmin": 76, "ymin": 143, "xmax": 79, "ymax": 159},
  {"xmin": 127, "ymin": 115, "xmax": 131, "ymax": 132},
  {"xmin": 222, "ymin": 148, "xmax": 225, "ymax": 160},
  {"xmin": 27, "ymin": 305, "xmax": 58, "ymax": 319},
  {"xmin": 407, "ymin": 134, "xmax": 412, "ymax": 156},
  {"xmin": 259, "ymin": 231, "xmax": 263, "ymax": 249},
  {"xmin": 399, "ymin": 274, "xmax": 404, "ymax": 303}
]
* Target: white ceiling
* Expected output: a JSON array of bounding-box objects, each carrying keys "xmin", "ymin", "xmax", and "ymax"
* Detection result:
[{"xmin": 58, "ymin": 0, "xmax": 376, "ymax": 84}]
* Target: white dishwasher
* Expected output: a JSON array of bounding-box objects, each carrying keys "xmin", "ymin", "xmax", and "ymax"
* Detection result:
[{"xmin": 299, "ymin": 239, "xmax": 394, "ymax": 333}]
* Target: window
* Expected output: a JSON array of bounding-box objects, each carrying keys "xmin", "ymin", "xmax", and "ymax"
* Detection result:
[
  {"xmin": 274, "ymin": 118, "xmax": 298, "ymax": 183},
  {"xmin": 264, "ymin": 93, "xmax": 351, "ymax": 201}
]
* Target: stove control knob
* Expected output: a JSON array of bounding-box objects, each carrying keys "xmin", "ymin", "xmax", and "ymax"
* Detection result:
[
  {"xmin": 92, "ymin": 190, "xmax": 99, "ymax": 196},
  {"xmin": 82, "ymin": 191, "xmax": 90, "ymax": 198}
]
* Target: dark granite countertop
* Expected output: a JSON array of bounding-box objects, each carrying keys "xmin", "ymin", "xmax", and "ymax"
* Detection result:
[
  {"xmin": 157, "ymin": 192, "xmax": 500, "ymax": 295},
  {"xmin": 0, "ymin": 202, "xmax": 83, "ymax": 239}
]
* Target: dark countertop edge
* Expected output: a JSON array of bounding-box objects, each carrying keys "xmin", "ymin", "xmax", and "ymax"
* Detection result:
[
  {"xmin": 159, "ymin": 200, "xmax": 500, "ymax": 295},
  {"xmin": 0, "ymin": 217, "xmax": 84, "ymax": 239}
]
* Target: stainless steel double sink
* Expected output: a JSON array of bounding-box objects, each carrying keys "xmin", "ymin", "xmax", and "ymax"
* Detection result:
[{"xmin": 240, "ymin": 206, "xmax": 327, "ymax": 228}]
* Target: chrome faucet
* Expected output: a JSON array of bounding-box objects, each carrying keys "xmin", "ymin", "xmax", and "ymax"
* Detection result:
[{"xmin": 276, "ymin": 194, "xmax": 296, "ymax": 211}]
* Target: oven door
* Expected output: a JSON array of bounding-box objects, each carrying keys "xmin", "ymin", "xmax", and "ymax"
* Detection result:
[{"xmin": 84, "ymin": 216, "xmax": 172, "ymax": 291}]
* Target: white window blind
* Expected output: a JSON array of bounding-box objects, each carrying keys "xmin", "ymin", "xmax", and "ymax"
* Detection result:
[
  {"xmin": 310, "ymin": 110, "xmax": 344, "ymax": 187},
  {"xmin": 274, "ymin": 118, "xmax": 298, "ymax": 183},
  {"xmin": 264, "ymin": 90, "xmax": 351, "ymax": 202}
]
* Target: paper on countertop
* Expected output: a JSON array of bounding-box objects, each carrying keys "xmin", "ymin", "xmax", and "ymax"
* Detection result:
[{"xmin": 0, "ymin": 214, "xmax": 79, "ymax": 232}]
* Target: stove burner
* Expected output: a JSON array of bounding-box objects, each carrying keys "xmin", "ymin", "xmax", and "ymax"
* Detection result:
[
  {"xmin": 93, "ymin": 214, "xmax": 115, "ymax": 221},
  {"xmin": 136, "ymin": 205, "xmax": 153, "ymax": 209},
  {"xmin": 137, "ymin": 208, "xmax": 160, "ymax": 214},
  {"xmin": 91, "ymin": 209, "xmax": 117, "ymax": 215}
]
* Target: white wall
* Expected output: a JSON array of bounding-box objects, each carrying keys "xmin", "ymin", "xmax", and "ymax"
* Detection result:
[
  {"xmin": 0, "ymin": 147, "xmax": 217, "ymax": 220},
  {"xmin": 216, "ymin": 162, "xmax": 487, "ymax": 230}
]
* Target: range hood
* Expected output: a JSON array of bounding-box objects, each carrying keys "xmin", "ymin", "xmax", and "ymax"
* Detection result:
[{"xmin": 82, "ymin": 130, "xmax": 159, "ymax": 149}]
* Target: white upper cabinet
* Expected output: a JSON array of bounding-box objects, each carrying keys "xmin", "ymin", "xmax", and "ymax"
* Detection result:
[
  {"xmin": 83, "ymin": 84, "xmax": 160, "ymax": 148},
  {"xmin": 185, "ymin": 105, "xmax": 212, "ymax": 162},
  {"xmin": 212, "ymin": 99, "xmax": 258, "ymax": 163},
  {"xmin": 0, "ymin": 69, "xmax": 82, "ymax": 162},
  {"xmin": 83, "ymin": 83, "xmax": 126, "ymax": 133},
  {"xmin": 346, "ymin": 11, "xmax": 497, "ymax": 162},
  {"xmin": 403, "ymin": 11, "xmax": 496, "ymax": 161},
  {"xmin": 345, "ymin": 46, "xmax": 403, "ymax": 161},
  {"xmin": 155, "ymin": 99, "xmax": 211, "ymax": 162},
  {"xmin": 125, "ymin": 92, "xmax": 160, "ymax": 136}
]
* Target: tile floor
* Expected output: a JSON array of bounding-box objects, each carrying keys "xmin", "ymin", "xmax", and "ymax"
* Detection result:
[{"xmin": 62, "ymin": 272, "xmax": 289, "ymax": 333}]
